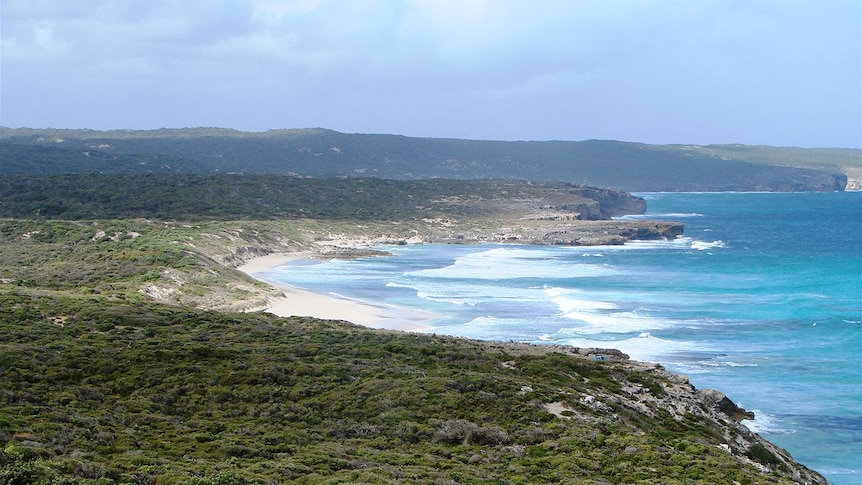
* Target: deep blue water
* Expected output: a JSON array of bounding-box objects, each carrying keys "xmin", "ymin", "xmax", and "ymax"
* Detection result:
[{"xmin": 261, "ymin": 192, "xmax": 862, "ymax": 484}]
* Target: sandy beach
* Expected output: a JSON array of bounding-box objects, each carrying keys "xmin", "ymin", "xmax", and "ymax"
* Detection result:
[{"xmin": 237, "ymin": 252, "xmax": 436, "ymax": 331}]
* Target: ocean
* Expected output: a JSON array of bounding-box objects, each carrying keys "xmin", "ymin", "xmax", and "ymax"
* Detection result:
[{"xmin": 261, "ymin": 191, "xmax": 862, "ymax": 484}]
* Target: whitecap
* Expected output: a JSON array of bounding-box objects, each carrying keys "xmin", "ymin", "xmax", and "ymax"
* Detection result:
[
  {"xmin": 384, "ymin": 281, "xmax": 418, "ymax": 291},
  {"xmin": 694, "ymin": 360, "xmax": 758, "ymax": 368},
  {"xmin": 814, "ymin": 467, "xmax": 862, "ymax": 477},
  {"xmin": 615, "ymin": 212, "xmax": 704, "ymax": 220},
  {"xmin": 406, "ymin": 247, "xmax": 616, "ymax": 280},
  {"xmin": 415, "ymin": 291, "xmax": 473, "ymax": 306},
  {"xmin": 459, "ymin": 315, "xmax": 503, "ymax": 328},
  {"xmin": 548, "ymin": 331, "xmax": 701, "ymax": 362},
  {"xmin": 393, "ymin": 280, "xmax": 546, "ymax": 306},
  {"xmin": 435, "ymin": 315, "xmax": 555, "ymax": 341},
  {"xmin": 691, "ymin": 240, "xmax": 726, "ymax": 251},
  {"xmin": 560, "ymin": 237, "xmax": 693, "ymax": 251},
  {"xmin": 558, "ymin": 311, "xmax": 668, "ymax": 334},
  {"xmin": 544, "ymin": 287, "xmax": 619, "ymax": 312},
  {"xmin": 742, "ymin": 411, "xmax": 797, "ymax": 435}
]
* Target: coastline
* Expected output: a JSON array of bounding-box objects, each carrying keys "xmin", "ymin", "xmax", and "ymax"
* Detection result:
[
  {"xmin": 237, "ymin": 252, "xmax": 437, "ymax": 332},
  {"xmin": 235, "ymin": 247, "xmax": 831, "ymax": 484}
]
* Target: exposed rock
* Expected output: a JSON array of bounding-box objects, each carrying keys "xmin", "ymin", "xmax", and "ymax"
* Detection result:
[
  {"xmin": 470, "ymin": 340, "xmax": 827, "ymax": 483},
  {"xmin": 698, "ymin": 388, "xmax": 756, "ymax": 421},
  {"xmin": 843, "ymin": 166, "xmax": 862, "ymax": 191}
]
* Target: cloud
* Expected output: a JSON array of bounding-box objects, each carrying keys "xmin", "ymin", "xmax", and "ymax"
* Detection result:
[{"xmin": 1, "ymin": 0, "xmax": 859, "ymax": 147}]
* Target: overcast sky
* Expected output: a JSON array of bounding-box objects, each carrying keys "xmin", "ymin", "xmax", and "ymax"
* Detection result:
[{"xmin": 2, "ymin": 0, "xmax": 860, "ymax": 147}]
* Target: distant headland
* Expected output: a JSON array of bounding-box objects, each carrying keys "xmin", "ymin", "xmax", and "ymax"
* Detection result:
[{"xmin": 2, "ymin": 127, "xmax": 857, "ymax": 191}]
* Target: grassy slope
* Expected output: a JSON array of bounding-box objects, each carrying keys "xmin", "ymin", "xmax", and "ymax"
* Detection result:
[
  {"xmin": 1, "ymin": 291, "xmax": 822, "ymax": 484},
  {"xmin": 0, "ymin": 213, "xmax": 825, "ymax": 484},
  {"xmin": 0, "ymin": 175, "xmax": 642, "ymax": 221},
  {"xmin": 0, "ymin": 169, "xmax": 829, "ymax": 483}
]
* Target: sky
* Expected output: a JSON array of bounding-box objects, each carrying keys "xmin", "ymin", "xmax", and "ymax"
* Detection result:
[{"xmin": 1, "ymin": 0, "xmax": 860, "ymax": 148}]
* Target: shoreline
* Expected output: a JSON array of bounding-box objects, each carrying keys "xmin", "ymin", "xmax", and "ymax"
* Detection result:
[{"xmin": 237, "ymin": 252, "xmax": 437, "ymax": 332}]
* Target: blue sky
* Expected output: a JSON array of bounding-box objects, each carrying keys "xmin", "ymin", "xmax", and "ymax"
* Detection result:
[{"xmin": 2, "ymin": 0, "xmax": 860, "ymax": 148}]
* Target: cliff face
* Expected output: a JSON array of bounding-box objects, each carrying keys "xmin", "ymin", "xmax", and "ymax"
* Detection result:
[
  {"xmin": 576, "ymin": 186, "xmax": 648, "ymax": 217},
  {"xmin": 843, "ymin": 166, "xmax": 862, "ymax": 191}
]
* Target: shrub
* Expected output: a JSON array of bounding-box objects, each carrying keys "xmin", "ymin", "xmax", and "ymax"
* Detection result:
[
  {"xmin": 434, "ymin": 419, "xmax": 479, "ymax": 445},
  {"xmin": 747, "ymin": 443, "xmax": 783, "ymax": 469},
  {"xmin": 433, "ymin": 419, "xmax": 510, "ymax": 446}
]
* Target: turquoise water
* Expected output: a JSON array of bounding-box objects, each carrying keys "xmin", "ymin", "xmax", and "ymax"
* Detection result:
[{"xmin": 261, "ymin": 192, "xmax": 862, "ymax": 484}]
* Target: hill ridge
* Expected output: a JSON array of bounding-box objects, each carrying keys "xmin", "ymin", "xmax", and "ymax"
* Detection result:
[{"xmin": 2, "ymin": 127, "xmax": 855, "ymax": 191}]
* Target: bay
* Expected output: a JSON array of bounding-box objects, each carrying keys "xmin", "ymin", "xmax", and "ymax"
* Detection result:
[{"xmin": 262, "ymin": 191, "xmax": 862, "ymax": 484}]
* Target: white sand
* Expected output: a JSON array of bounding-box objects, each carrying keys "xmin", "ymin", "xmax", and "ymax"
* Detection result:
[
  {"xmin": 238, "ymin": 252, "xmax": 436, "ymax": 331},
  {"xmin": 236, "ymin": 253, "xmax": 309, "ymax": 274}
]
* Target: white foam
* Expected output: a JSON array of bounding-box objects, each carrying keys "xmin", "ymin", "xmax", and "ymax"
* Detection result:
[
  {"xmin": 545, "ymin": 287, "xmax": 618, "ymax": 312},
  {"xmin": 695, "ymin": 360, "xmax": 758, "ymax": 368},
  {"xmin": 433, "ymin": 315, "xmax": 551, "ymax": 341},
  {"xmin": 742, "ymin": 410, "xmax": 797, "ymax": 435},
  {"xmin": 566, "ymin": 236, "xmax": 726, "ymax": 253},
  {"xmin": 569, "ymin": 237, "xmax": 694, "ymax": 251},
  {"xmin": 391, "ymin": 280, "xmax": 545, "ymax": 305},
  {"xmin": 406, "ymin": 247, "xmax": 616, "ymax": 280},
  {"xmin": 544, "ymin": 287, "xmax": 670, "ymax": 333},
  {"xmin": 384, "ymin": 282, "xmax": 414, "ymax": 289},
  {"xmin": 415, "ymin": 291, "xmax": 474, "ymax": 306},
  {"xmin": 691, "ymin": 240, "xmax": 726, "ymax": 251},
  {"xmin": 547, "ymin": 331, "xmax": 700, "ymax": 362},
  {"xmin": 558, "ymin": 310, "xmax": 671, "ymax": 334},
  {"xmin": 814, "ymin": 467, "xmax": 861, "ymax": 477},
  {"xmin": 615, "ymin": 212, "xmax": 704, "ymax": 220},
  {"xmin": 718, "ymin": 361, "xmax": 757, "ymax": 367}
]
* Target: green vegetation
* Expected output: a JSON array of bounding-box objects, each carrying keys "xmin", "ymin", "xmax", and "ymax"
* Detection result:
[
  {"xmin": 0, "ymin": 211, "xmax": 826, "ymax": 483},
  {"xmin": 0, "ymin": 291, "xmax": 813, "ymax": 484},
  {"xmin": 0, "ymin": 138, "xmax": 829, "ymax": 482},
  {"xmin": 0, "ymin": 217, "xmax": 317, "ymax": 311},
  {"xmin": 0, "ymin": 175, "xmax": 639, "ymax": 221},
  {"xmin": 0, "ymin": 218, "xmax": 229, "ymax": 296},
  {"xmin": 2, "ymin": 127, "xmax": 853, "ymax": 191},
  {"xmin": 0, "ymin": 143, "xmax": 207, "ymax": 175}
]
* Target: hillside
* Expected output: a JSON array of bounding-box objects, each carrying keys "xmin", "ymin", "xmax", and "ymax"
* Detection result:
[
  {"xmin": 0, "ymin": 290, "xmax": 826, "ymax": 484},
  {"xmin": 0, "ymin": 172, "xmax": 827, "ymax": 482},
  {"xmin": 1, "ymin": 127, "xmax": 854, "ymax": 191},
  {"xmin": 0, "ymin": 178, "xmax": 681, "ymax": 312},
  {"xmin": 0, "ymin": 175, "xmax": 645, "ymax": 222}
]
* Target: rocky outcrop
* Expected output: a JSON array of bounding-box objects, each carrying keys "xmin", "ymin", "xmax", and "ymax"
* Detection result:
[
  {"xmin": 549, "ymin": 352, "xmax": 827, "ymax": 484},
  {"xmin": 537, "ymin": 221, "xmax": 684, "ymax": 246},
  {"xmin": 575, "ymin": 186, "xmax": 647, "ymax": 217},
  {"xmin": 475, "ymin": 341, "xmax": 828, "ymax": 484},
  {"xmin": 843, "ymin": 166, "xmax": 862, "ymax": 191},
  {"xmin": 698, "ymin": 388, "xmax": 756, "ymax": 421}
]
